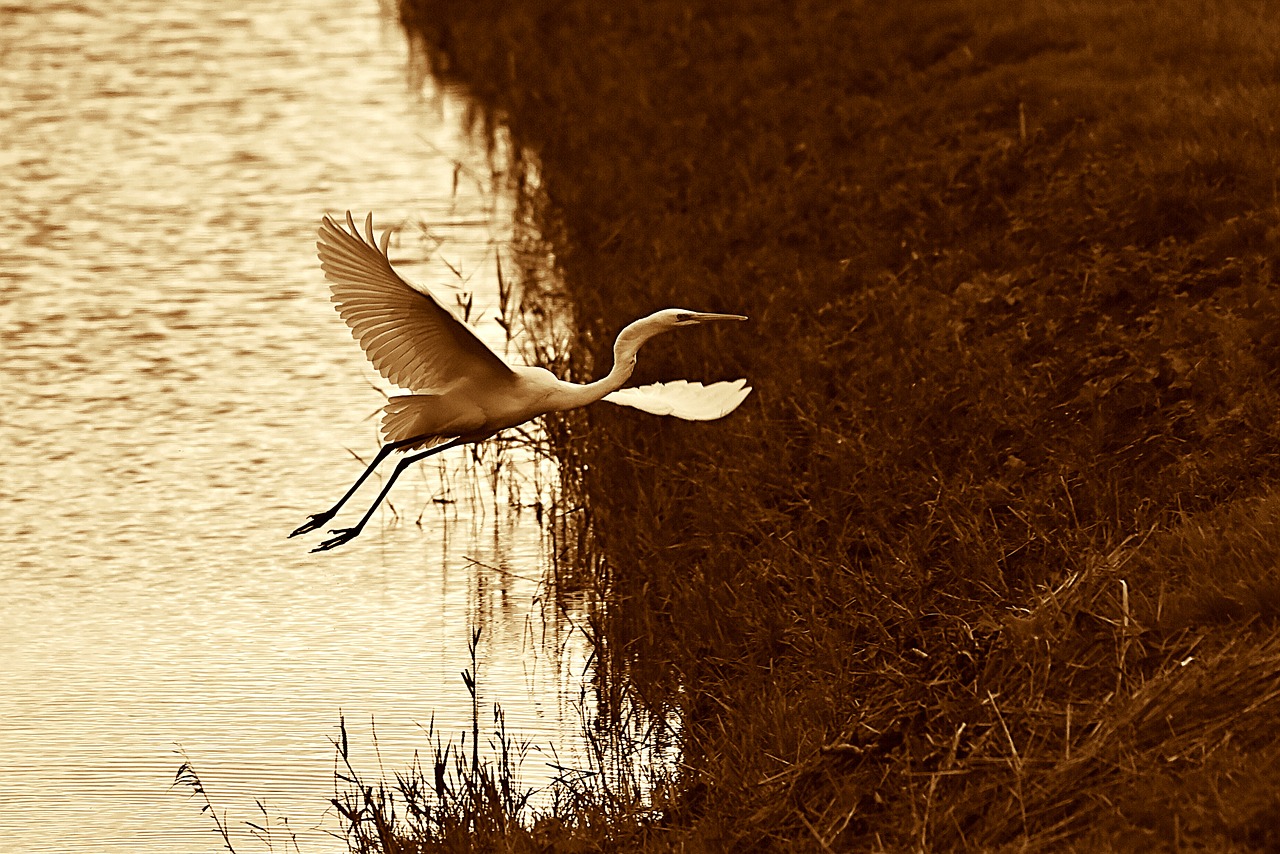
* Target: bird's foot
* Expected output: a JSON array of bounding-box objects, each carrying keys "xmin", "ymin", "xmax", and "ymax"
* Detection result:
[
  {"xmin": 290, "ymin": 511, "xmax": 335, "ymax": 538},
  {"xmin": 312, "ymin": 526, "xmax": 363, "ymax": 552}
]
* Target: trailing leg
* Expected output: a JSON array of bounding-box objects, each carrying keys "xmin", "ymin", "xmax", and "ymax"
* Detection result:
[
  {"xmin": 311, "ymin": 438, "xmax": 467, "ymax": 552},
  {"xmin": 289, "ymin": 435, "xmax": 439, "ymax": 538}
]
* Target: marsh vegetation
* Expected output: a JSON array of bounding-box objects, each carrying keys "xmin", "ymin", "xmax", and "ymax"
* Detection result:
[{"xmin": 279, "ymin": 0, "xmax": 1280, "ymax": 849}]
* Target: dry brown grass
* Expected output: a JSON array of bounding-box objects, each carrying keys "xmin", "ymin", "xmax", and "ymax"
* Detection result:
[{"xmin": 366, "ymin": 0, "xmax": 1280, "ymax": 848}]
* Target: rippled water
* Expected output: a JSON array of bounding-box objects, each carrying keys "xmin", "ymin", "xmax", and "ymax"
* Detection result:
[{"xmin": 0, "ymin": 2, "xmax": 589, "ymax": 851}]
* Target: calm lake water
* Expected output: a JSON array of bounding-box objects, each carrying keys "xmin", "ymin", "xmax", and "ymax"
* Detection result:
[{"xmin": 0, "ymin": 1, "xmax": 591, "ymax": 851}]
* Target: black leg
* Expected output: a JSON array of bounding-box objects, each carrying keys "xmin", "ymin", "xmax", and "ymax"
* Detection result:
[
  {"xmin": 311, "ymin": 438, "xmax": 468, "ymax": 552},
  {"xmin": 290, "ymin": 435, "xmax": 439, "ymax": 538}
]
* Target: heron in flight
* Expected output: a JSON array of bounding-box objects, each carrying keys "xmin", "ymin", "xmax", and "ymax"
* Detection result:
[{"xmin": 290, "ymin": 212, "xmax": 751, "ymax": 552}]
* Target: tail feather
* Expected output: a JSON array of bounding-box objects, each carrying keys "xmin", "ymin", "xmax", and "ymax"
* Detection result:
[
  {"xmin": 380, "ymin": 394, "xmax": 448, "ymax": 449},
  {"xmin": 379, "ymin": 392, "xmax": 490, "ymax": 449}
]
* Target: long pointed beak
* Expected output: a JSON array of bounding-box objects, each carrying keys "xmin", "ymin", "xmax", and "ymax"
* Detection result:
[{"xmin": 690, "ymin": 312, "xmax": 748, "ymax": 322}]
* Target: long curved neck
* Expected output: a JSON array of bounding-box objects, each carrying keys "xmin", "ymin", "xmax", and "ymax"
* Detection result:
[{"xmin": 551, "ymin": 318, "xmax": 656, "ymax": 409}]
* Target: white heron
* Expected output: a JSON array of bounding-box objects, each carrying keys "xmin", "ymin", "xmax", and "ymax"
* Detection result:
[{"xmin": 290, "ymin": 212, "xmax": 752, "ymax": 551}]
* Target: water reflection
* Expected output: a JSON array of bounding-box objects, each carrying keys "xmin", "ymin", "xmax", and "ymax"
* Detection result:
[{"xmin": 0, "ymin": 1, "xmax": 589, "ymax": 852}]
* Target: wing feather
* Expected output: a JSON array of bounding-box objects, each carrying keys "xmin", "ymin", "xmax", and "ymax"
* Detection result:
[
  {"xmin": 603, "ymin": 379, "xmax": 752, "ymax": 421},
  {"xmin": 318, "ymin": 211, "xmax": 515, "ymax": 393}
]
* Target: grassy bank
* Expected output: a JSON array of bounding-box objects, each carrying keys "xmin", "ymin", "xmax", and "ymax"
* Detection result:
[{"xmin": 388, "ymin": 0, "xmax": 1280, "ymax": 849}]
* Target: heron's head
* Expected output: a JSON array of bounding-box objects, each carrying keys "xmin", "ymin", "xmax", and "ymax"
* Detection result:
[
  {"xmin": 613, "ymin": 308, "xmax": 748, "ymax": 364},
  {"xmin": 652, "ymin": 308, "xmax": 750, "ymax": 328}
]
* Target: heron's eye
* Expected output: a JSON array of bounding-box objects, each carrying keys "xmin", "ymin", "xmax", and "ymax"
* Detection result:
[{"xmin": 675, "ymin": 312, "xmax": 693, "ymax": 323}]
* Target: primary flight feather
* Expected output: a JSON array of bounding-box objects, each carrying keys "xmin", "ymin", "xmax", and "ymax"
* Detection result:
[
  {"xmin": 319, "ymin": 211, "xmax": 514, "ymax": 392},
  {"xmin": 292, "ymin": 211, "xmax": 752, "ymax": 551}
]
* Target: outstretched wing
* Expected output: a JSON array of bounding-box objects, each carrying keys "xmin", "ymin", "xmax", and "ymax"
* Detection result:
[
  {"xmin": 603, "ymin": 379, "xmax": 752, "ymax": 421},
  {"xmin": 318, "ymin": 211, "xmax": 515, "ymax": 393}
]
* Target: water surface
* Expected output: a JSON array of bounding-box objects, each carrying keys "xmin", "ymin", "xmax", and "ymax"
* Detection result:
[{"xmin": 0, "ymin": 2, "xmax": 589, "ymax": 851}]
